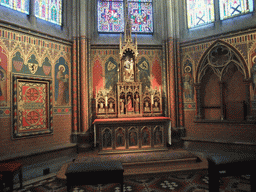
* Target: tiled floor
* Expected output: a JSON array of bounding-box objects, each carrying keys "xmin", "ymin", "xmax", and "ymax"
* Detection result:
[{"xmin": 11, "ymin": 170, "xmax": 252, "ymax": 192}]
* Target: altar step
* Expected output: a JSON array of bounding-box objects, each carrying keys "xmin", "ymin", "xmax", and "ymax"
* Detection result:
[
  {"xmin": 56, "ymin": 148, "xmax": 208, "ymax": 180},
  {"xmin": 122, "ymin": 156, "xmax": 207, "ymax": 176}
]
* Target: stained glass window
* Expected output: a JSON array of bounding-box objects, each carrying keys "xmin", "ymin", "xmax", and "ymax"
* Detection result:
[
  {"xmin": 0, "ymin": 0, "xmax": 29, "ymax": 14},
  {"xmin": 97, "ymin": 0, "xmax": 153, "ymax": 33},
  {"xmin": 219, "ymin": 0, "xmax": 253, "ymax": 20},
  {"xmin": 97, "ymin": 0, "xmax": 124, "ymax": 33},
  {"xmin": 128, "ymin": 0, "xmax": 153, "ymax": 33},
  {"xmin": 35, "ymin": 0, "xmax": 62, "ymax": 25},
  {"xmin": 187, "ymin": 0, "xmax": 215, "ymax": 28}
]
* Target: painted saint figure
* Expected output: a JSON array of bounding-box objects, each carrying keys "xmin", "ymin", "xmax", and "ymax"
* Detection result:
[
  {"xmin": 129, "ymin": 130, "xmax": 137, "ymax": 146},
  {"xmin": 144, "ymin": 101, "xmax": 150, "ymax": 112},
  {"xmin": 56, "ymin": 65, "xmax": 68, "ymax": 106},
  {"xmin": 134, "ymin": 94, "xmax": 140, "ymax": 113},
  {"xmin": 98, "ymin": 102, "xmax": 105, "ymax": 113},
  {"xmin": 120, "ymin": 99, "xmax": 125, "ymax": 114},
  {"xmin": 183, "ymin": 66, "xmax": 193, "ymax": 101},
  {"xmin": 0, "ymin": 59, "xmax": 7, "ymax": 106},
  {"xmin": 127, "ymin": 95, "xmax": 134, "ymax": 113},
  {"xmin": 153, "ymin": 101, "xmax": 160, "ymax": 112},
  {"xmin": 108, "ymin": 102, "xmax": 114, "ymax": 113}
]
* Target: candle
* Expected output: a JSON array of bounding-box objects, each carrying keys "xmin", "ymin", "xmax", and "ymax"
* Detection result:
[
  {"xmin": 105, "ymin": 96, "xmax": 108, "ymax": 107},
  {"xmin": 151, "ymin": 94, "xmax": 154, "ymax": 105}
]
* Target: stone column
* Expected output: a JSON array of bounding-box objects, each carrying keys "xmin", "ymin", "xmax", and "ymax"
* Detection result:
[
  {"xmin": 71, "ymin": 37, "xmax": 78, "ymax": 143},
  {"xmin": 168, "ymin": 37, "xmax": 177, "ymax": 128},
  {"xmin": 80, "ymin": 36, "xmax": 88, "ymax": 133},
  {"xmin": 29, "ymin": 0, "xmax": 36, "ymax": 25}
]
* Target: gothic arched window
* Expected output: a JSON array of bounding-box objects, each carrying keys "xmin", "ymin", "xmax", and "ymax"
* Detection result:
[
  {"xmin": 187, "ymin": 0, "xmax": 254, "ymax": 29},
  {"xmin": 128, "ymin": 0, "xmax": 153, "ymax": 33},
  {"xmin": 0, "ymin": 0, "xmax": 29, "ymax": 14},
  {"xmin": 186, "ymin": 0, "xmax": 215, "ymax": 28},
  {"xmin": 35, "ymin": 0, "xmax": 62, "ymax": 25},
  {"xmin": 219, "ymin": 0, "xmax": 254, "ymax": 20},
  {"xmin": 97, "ymin": 0, "xmax": 153, "ymax": 33},
  {"xmin": 97, "ymin": 0, "xmax": 125, "ymax": 33}
]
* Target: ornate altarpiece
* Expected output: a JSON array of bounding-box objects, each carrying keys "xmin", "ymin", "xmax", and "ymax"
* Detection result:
[
  {"xmin": 96, "ymin": 11, "xmax": 162, "ymax": 118},
  {"xmin": 94, "ymin": 6, "xmax": 168, "ymax": 154}
]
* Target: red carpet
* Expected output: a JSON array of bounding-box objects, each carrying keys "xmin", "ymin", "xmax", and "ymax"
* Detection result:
[{"xmin": 12, "ymin": 170, "xmax": 251, "ymax": 192}]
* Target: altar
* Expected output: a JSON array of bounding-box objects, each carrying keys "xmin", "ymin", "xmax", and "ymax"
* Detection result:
[
  {"xmin": 93, "ymin": 117, "xmax": 171, "ymax": 154},
  {"xmin": 93, "ymin": 9, "xmax": 170, "ymax": 154}
]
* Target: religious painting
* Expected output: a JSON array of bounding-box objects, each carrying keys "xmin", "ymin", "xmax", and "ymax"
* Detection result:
[
  {"xmin": 105, "ymin": 57, "xmax": 118, "ymax": 92},
  {"xmin": 251, "ymin": 63, "xmax": 256, "ymax": 100},
  {"xmin": 138, "ymin": 57, "xmax": 150, "ymax": 92},
  {"xmin": 55, "ymin": 57, "xmax": 69, "ymax": 106},
  {"xmin": 0, "ymin": 47, "xmax": 7, "ymax": 106},
  {"xmin": 183, "ymin": 60, "xmax": 194, "ymax": 102},
  {"xmin": 154, "ymin": 126, "xmax": 163, "ymax": 146},
  {"xmin": 129, "ymin": 127, "xmax": 138, "ymax": 147},
  {"xmin": 102, "ymin": 128, "xmax": 112, "ymax": 149},
  {"xmin": 141, "ymin": 127, "xmax": 150, "ymax": 146},
  {"xmin": 115, "ymin": 127, "xmax": 125, "ymax": 148},
  {"xmin": 12, "ymin": 74, "xmax": 53, "ymax": 138}
]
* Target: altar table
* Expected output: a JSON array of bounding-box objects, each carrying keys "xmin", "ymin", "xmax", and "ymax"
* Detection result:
[{"xmin": 93, "ymin": 117, "xmax": 171, "ymax": 154}]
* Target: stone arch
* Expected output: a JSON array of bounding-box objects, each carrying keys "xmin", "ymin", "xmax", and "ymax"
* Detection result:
[{"xmin": 196, "ymin": 40, "xmax": 249, "ymax": 84}]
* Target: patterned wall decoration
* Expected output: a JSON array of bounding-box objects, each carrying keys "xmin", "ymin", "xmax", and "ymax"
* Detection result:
[
  {"xmin": 12, "ymin": 74, "xmax": 53, "ymax": 138},
  {"xmin": 0, "ymin": 26, "xmax": 71, "ymax": 117}
]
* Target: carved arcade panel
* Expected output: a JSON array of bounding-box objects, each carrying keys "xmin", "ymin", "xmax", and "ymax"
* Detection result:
[{"xmin": 97, "ymin": 118, "xmax": 169, "ymax": 154}]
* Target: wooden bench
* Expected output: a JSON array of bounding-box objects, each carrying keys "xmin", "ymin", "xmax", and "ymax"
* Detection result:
[
  {"xmin": 207, "ymin": 152, "xmax": 256, "ymax": 192},
  {"xmin": 0, "ymin": 161, "xmax": 23, "ymax": 192},
  {"xmin": 65, "ymin": 160, "xmax": 124, "ymax": 192}
]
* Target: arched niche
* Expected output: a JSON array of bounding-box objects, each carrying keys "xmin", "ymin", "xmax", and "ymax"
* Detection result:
[{"xmin": 195, "ymin": 41, "xmax": 252, "ymax": 122}]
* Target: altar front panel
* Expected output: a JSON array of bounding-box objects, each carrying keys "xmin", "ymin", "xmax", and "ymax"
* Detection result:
[{"xmin": 94, "ymin": 117, "xmax": 171, "ymax": 154}]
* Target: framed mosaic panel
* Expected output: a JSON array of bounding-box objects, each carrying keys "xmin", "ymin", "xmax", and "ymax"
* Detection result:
[{"xmin": 12, "ymin": 73, "xmax": 53, "ymax": 139}]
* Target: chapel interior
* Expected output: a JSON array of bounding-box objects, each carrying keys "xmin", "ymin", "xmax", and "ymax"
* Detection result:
[{"xmin": 1, "ymin": 0, "xmax": 256, "ymax": 188}]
